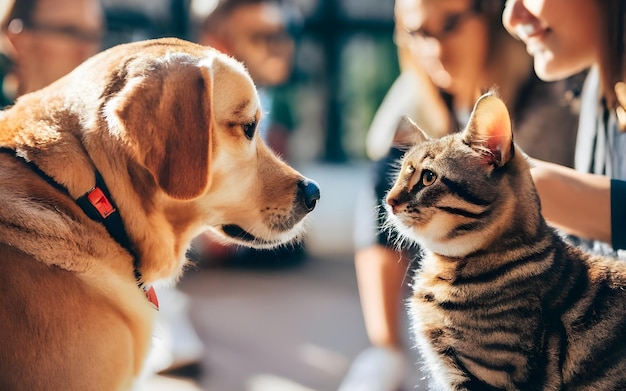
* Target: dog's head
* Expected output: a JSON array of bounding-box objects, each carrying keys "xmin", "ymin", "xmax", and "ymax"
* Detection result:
[
  {"xmin": 8, "ymin": 38, "xmax": 319, "ymax": 279},
  {"xmin": 107, "ymin": 39, "xmax": 319, "ymax": 244}
]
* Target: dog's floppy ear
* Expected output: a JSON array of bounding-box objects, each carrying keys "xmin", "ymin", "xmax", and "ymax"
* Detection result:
[{"xmin": 116, "ymin": 60, "xmax": 213, "ymax": 200}]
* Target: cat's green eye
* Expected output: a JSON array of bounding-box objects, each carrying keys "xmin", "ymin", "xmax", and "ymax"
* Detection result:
[{"xmin": 422, "ymin": 170, "xmax": 437, "ymax": 186}]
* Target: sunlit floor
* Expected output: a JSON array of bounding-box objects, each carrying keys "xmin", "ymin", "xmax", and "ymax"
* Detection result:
[{"xmin": 143, "ymin": 255, "xmax": 428, "ymax": 391}]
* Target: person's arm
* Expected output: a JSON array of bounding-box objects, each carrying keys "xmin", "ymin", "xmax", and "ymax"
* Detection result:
[{"xmin": 530, "ymin": 159, "xmax": 611, "ymax": 245}]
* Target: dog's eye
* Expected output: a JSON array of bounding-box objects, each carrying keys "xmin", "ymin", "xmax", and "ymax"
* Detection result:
[{"xmin": 243, "ymin": 121, "xmax": 256, "ymax": 140}]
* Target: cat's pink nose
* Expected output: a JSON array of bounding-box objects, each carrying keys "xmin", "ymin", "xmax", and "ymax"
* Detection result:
[{"xmin": 386, "ymin": 195, "xmax": 400, "ymax": 214}]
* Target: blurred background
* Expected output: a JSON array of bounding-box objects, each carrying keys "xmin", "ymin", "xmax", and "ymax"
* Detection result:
[
  {"xmin": 104, "ymin": 0, "xmax": 397, "ymax": 162},
  {"xmin": 97, "ymin": 1, "xmax": 416, "ymax": 390},
  {"xmin": 100, "ymin": 0, "xmax": 400, "ymax": 258}
]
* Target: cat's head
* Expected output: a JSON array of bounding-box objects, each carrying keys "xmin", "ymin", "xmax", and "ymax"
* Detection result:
[{"xmin": 385, "ymin": 92, "xmax": 540, "ymax": 257}]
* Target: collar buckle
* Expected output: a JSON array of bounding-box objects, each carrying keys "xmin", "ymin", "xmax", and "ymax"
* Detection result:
[
  {"xmin": 85, "ymin": 187, "xmax": 116, "ymax": 218},
  {"xmin": 144, "ymin": 285, "xmax": 159, "ymax": 310}
]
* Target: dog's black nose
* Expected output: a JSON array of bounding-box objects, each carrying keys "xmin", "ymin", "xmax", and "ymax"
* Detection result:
[{"xmin": 298, "ymin": 178, "xmax": 320, "ymax": 212}]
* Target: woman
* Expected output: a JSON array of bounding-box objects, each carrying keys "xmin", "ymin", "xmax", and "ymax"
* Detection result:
[
  {"xmin": 340, "ymin": 0, "xmax": 582, "ymax": 390},
  {"xmin": 503, "ymin": 0, "xmax": 626, "ymax": 254}
]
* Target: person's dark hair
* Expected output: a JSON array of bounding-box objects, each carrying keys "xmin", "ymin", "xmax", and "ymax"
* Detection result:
[
  {"xmin": 194, "ymin": 0, "xmax": 282, "ymax": 35},
  {"xmin": 1, "ymin": 0, "xmax": 104, "ymax": 44},
  {"xmin": 601, "ymin": 0, "xmax": 626, "ymax": 110},
  {"xmin": 477, "ymin": 0, "xmax": 532, "ymax": 110},
  {"xmin": 1, "ymin": 0, "xmax": 36, "ymax": 32},
  {"xmin": 478, "ymin": 0, "xmax": 513, "ymax": 56},
  {"xmin": 210, "ymin": 0, "xmax": 276, "ymax": 18}
]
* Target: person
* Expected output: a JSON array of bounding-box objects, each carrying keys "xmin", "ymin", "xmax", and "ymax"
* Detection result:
[
  {"xmin": 0, "ymin": 0, "xmax": 104, "ymax": 103},
  {"xmin": 190, "ymin": 0, "xmax": 295, "ymax": 153},
  {"xmin": 340, "ymin": 0, "xmax": 582, "ymax": 390},
  {"xmin": 189, "ymin": 0, "xmax": 305, "ymax": 268},
  {"xmin": 502, "ymin": 0, "xmax": 626, "ymax": 257}
]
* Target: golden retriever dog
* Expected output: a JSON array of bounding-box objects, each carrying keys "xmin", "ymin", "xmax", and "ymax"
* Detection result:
[{"xmin": 0, "ymin": 37, "xmax": 319, "ymax": 390}]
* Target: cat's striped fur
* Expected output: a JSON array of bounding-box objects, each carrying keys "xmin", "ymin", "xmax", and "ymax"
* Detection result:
[{"xmin": 385, "ymin": 93, "xmax": 626, "ymax": 390}]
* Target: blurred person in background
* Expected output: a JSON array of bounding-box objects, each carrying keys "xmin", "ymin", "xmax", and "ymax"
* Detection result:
[
  {"xmin": 189, "ymin": 0, "xmax": 306, "ymax": 268},
  {"xmin": 341, "ymin": 0, "xmax": 582, "ymax": 390},
  {"xmin": 190, "ymin": 0, "xmax": 296, "ymax": 153},
  {"xmin": 0, "ymin": 0, "xmax": 104, "ymax": 103},
  {"xmin": 0, "ymin": 0, "xmax": 206, "ymax": 379}
]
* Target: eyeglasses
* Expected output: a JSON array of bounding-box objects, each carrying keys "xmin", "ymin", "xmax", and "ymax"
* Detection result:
[
  {"xmin": 404, "ymin": 7, "xmax": 478, "ymax": 42},
  {"xmin": 248, "ymin": 31, "xmax": 292, "ymax": 47},
  {"xmin": 7, "ymin": 18, "xmax": 103, "ymax": 44}
]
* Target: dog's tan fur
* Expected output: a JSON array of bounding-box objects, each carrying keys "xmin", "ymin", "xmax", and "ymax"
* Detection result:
[{"xmin": 0, "ymin": 38, "xmax": 317, "ymax": 390}]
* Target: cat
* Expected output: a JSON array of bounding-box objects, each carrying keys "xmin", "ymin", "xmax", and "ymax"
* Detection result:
[{"xmin": 385, "ymin": 93, "xmax": 626, "ymax": 390}]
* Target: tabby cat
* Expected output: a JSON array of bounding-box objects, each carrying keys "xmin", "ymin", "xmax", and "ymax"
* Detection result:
[{"xmin": 385, "ymin": 93, "xmax": 626, "ymax": 390}]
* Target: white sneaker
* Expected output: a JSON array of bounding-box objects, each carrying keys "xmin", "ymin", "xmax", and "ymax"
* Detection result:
[
  {"xmin": 338, "ymin": 347, "xmax": 407, "ymax": 391},
  {"xmin": 144, "ymin": 287, "xmax": 205, "ymax": 374}
]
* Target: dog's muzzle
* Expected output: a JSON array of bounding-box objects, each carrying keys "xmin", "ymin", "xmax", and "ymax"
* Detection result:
[
  {"xmin": 280, "ymin": 177, "xmax": 320, "ymax": 231},
  {"xmin": 219, "ymin": 178, "xmax": 320, "ymax": 247}
]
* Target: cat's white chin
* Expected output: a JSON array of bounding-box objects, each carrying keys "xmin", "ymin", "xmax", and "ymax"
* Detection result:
[
  {"xmin": 391, "ymin": 217, "xmax": 482, "ymax": 258},
  {"xmin": 418, "ymin": 236, "xmax": 478, "ymax": 258}
]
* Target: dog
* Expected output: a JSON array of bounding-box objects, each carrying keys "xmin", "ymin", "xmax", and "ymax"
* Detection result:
[{"xmin": 0, "ymin": 37, "xmax": 319, "ymax": 390}]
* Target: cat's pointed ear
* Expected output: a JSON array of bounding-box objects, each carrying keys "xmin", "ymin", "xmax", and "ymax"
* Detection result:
[
  {"xmin": 463, "ymin": 93, "xmax": 513, "ymax": 167},
  {"xmin": 394, "ymin": 115, "xmax": 430, "ymax": 146}
]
